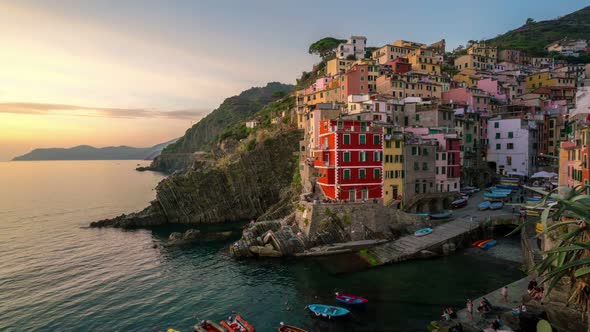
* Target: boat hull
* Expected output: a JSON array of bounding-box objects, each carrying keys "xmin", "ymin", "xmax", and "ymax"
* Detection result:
[
  {"xmin": 414, "ymin": 228, "xmax": 433, "ymax": 237},
  {"xmin": 478, "ymin": 201, "xmax": 491, "ymax": 210},
  {"xmin": 335, "ymin": 293, "xmax": 368, "ymax": 305},
  {"xmin": 307, "ymin": 304, "xmax": 350, "ymax": 318}
]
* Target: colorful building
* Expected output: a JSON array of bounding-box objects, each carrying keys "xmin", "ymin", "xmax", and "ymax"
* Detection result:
[
  {"xmin": 526, "ymin": 71, "xmax": 575, "ymax": 92},
  {"xmin": 467, "ymin": 43, "xmax": 498, "ymax": 60},
  {"xmin": 382, "ymin": 127, "xmax": 405, "ymax": 206},
  {"xmin": 314, "ymin": 120, "xmax": 383, "ymax": 201},
  {"xmin": 335, "ymin": 36, "xmax": 367, "ymax": 60},
  {"xmin": 454, "ymin": 54, "xmax": 495, "ymax": 71}
]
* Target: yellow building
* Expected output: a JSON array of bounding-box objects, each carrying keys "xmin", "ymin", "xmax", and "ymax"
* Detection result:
[
  {"xmin": 407, "ymin": 48, "xmax": 441, "ymax": 75},
  {"xmin": 454, "ymin": 54, "xmax": 495, "ymax": 71},
  {"xmin": 452, "ymin": 69, "xmax": 481, "ymax": 88},
  {"xmin": 525, "ymin": 71, "xmax": 576, "ymax": 91},
  {"xmin": 372, "ymin": 44, "xmax": 418, "ymax": 64},
  {"xmin": 376, "ymin": 74, "xmax": 443, "ymax": 99},
  {"xmin": 383, "ymin": 127, "xmax": 405, "ymax": 207},
  {"xmin": 467, "ymin": 43, "xmax": 498, "ymax": 59},
  {"xmin": 326, "ymin": 58, "xmax": 354, "ymax": 76}
]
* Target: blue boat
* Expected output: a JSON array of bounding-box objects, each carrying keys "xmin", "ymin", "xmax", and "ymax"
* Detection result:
[
  {"xmin": 484, "ymin": 192, "xmax": 508, "ymax": 200},
  {"xmin": 481, "ymin": 239, "xmax": 497, "ymax": 249},
  {"xmin": 478, "ymin": 201, "xmax": 491, "ymax": 210},
  {"xmin": 430, "ymin": 211, "xmax": 452, "ymax": 220},
  {"xmin": 410, "ymin": 212, "xmax": 430, "ymax": 218},
  {"xmin": 490, "ymin": 202, "xmax": 504, "ymax": 210},
  {"xmin": 414, "ymin": 227, "xmax": 433, "ymax": 237},
  {"xmin": 307, "ymin": 304, "xmax": 350, "ymax": 319}
]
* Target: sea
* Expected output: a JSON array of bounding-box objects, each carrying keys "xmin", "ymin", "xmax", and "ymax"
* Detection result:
[{"xmin": 0, "ymin": 160, "xmax": 524, "ymax": 332}]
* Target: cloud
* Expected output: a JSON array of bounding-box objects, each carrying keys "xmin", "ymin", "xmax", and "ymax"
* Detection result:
[{"xmin": 0, "ymin": 102, "xmax": 209, "ymax": 120}]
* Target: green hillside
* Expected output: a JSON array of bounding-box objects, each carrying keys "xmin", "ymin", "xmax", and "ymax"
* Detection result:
[
  {"xmin": 149, "ymin": 82, "xmax": 293, "ymax": 172},
  {"xmin": 485, "ymin": 6, "xmax": 590, "ymax": 55}
]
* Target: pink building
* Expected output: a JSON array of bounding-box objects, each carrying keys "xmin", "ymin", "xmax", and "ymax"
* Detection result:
[
  {"xmin": 477, "ymin": 78, "xmax": 508, "ymax": 103},
  {"xmin": 442, "ymin": 87, "xmax": 491, "ymax": 113}
]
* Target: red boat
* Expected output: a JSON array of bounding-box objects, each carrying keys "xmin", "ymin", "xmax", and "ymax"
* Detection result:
[
  {"xmin": 219, "ymin": 315, "xmax": 255, "ymax": 332},
  {"xmin": 335, "ymin": 292, "xmax": 368, "ymax": 305},
  {"xmin": 194, "ymin": 320, "xmax": 228, "ymax": 332}
]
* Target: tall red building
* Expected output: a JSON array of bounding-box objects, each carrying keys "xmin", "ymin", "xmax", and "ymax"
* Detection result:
[{"xmin": 314, "ymin": 120, "xmax": 383, "ymax": 201}]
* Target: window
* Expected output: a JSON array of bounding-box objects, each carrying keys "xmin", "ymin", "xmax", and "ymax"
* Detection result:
[
  {"xmin": 442, "ymin": 153, "xmax": 446, "ymax": 161},
  {"xmin": 373, "ymin": 151, "xmax": 381, "ymax": 161},
  {"xmin": 415, "ymin": 114, "xmax": 420, "ymax": 121},
  {"xmin": 435, "ymin": 167, "xmax": 439, "ymax": 174},
  {"xmin": 442, "ymin": 167, "xmax": 446, "ymax": 174},
  {"xmin": 507, "ymin": 143, "xmax": 514, "ymax": 150},
  {"xmin": 385, "ymin": 141, "xmax": 391, "ymax": 148},
  {"xmin": 496, "ymin": 143, "xmax": 501, "ymax": 150},
  {"xmin": 343, "ymin": 134, "xmax": 350, "ymax": 145},
  {"xmin": 343, "ymin": 152, "xmax": 350, "ymax": 162},
  {"xmin": 414, "ymin": 162, "xmax": 419, "ymax": 170},
  {"xmin": 436, "ymin": 153, "xmax": 439, "ymax": 160},
  {"xmin": 373, "ymin": 135, "xmax": 380, "ymax": 145},
  {"xmin": 495, "ymin": 133, "xmax": 500, "ymax": 139},
  {"xmin": 422, "ymin": 162, "xmax": 428, "ymax": 170},
  {"xmin": 423, "ymin": 148, "xmax": 428, "ymax": 156},
  {"xmin": 337, "ymin": 121, "xmax": 343, "ymax": 128},
  {"xmin": 494, "ymin": 122, "xmax": 499, "ymax": 128},
  {"xmin": 374, "ymin": 169, "xmax": 380, "ymax": 179},
  {"xmin": 359, "ymin": 151, "xmax": 367, "ymax": 162},
  {"xmin": 506, "ymin": 156, "xmax": 512, "ymax": 165},
  {"xmin": 359, "ymin": 134, "xmax": 366, "ymax": 144},
  {"xmin": 412, "ymin": 147, "xmax": 417, "ymax": 155},
  {"xmin": 359, "ymin": 169, "xmax": 366, "ymax": 179},
  {"xmin": 508, "ymin": 132, "xmax": 513, "ymax": 138},
  {"xmin": 395, "ymin": 140, "xmax": 401, "ymax": 148}
]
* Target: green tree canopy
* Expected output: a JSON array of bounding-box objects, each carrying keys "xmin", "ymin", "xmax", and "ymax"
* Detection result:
[{"xmin": 308, "ymin": 37, "xmax": 346, "ymax": 58}]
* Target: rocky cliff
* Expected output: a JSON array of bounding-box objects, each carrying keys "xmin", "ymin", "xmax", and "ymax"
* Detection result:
[
  {"xmin": 91, "ymin": 127, "xmax": 302, "ymax": 228},
  {"xmin": 149, "ymin": 82, "xmax": 293, "ymax": 173}
]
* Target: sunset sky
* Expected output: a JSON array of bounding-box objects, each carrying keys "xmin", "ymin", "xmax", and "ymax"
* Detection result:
[{"xmin": 1, "ymin": 0, "xmax": 587, "ymax": 160}]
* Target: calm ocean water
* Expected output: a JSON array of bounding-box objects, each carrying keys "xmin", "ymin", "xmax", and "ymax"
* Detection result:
[{"xmin": 0, "ymin": 160, "xmax": 523, "ymax": 332}]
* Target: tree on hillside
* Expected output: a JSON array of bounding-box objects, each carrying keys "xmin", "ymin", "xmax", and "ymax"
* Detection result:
[
  {"xmin": 526, "ymin": 17, "xmax": 535, "ymax": 25},
  {"xmin": 308, "ymin": 37, "xmax": 346, "ymax": 59}
]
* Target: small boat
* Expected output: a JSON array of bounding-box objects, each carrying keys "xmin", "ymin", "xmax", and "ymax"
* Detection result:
[
  {"xmin": 414, "ymin": 228, "xmax": 433, "ymax": 237},
  {"xmin": 194, "ymin": 320, "xmax": 228, "ymax": 332},
  {"xmin": 220, "ymin": 315, "xmax": 255, "ymax": 332},
  {"xmin": 472, "ymin": 239, "xmax": 497, "ymax": 250},
  {"xmin": 430, "ymin": 211, "xmax": 452, "ymax": 220},
  {"xmin": 307, "ymin": 304, "xmax": 350, "ymax": 319},
  {"xmin": 278, "ymin": 324, "xmax": 307, "ymax": 332},
  {"xmin": 490, "ymin": 202, "xmax": 504, "ymax": 210},
  {"xmin": 484, "ymin": 192, "xmax": 508, "ymax": 200},
  {"xmin": 451, "ymin": 198, "xmax": 468, "ymax": 208},
  {"xmin": 478, "ymin": 201, "xmax": 491, "ymax": 210},
  {"xmin": 410, "ymin": 212, "xmax": 430, "ymax": 218},
  {"xmin": 335, "ymin": 292, "xmax": 368, "ymax": 305},
  {"xmin": 489, "ymin": 186, "xmax": 512, "ymax": 194}
]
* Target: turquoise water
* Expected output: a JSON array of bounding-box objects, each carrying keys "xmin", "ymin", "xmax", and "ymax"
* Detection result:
[{"xmin": 0, "ymin": 161, "xmax": 524, "ymax": 331}]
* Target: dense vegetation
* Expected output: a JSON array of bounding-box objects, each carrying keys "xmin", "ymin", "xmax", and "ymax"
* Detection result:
[
  {"xmin": 308, "ymin": 37, "xmax": 346, "ymax": 59},
  {"xmin": 485, "ymin": 6, "xmax": 590, "ymax": 55},
  {"xmin": 512, "ymin": 185, "xmax": 590, "ymax": 315},
  {"xmin": 157, "ymin": 82, "xmax": 294, "ymax": 155},
  {"xmin": 220, "ymin": 95, "xmax": 295, "ymax": 142}
]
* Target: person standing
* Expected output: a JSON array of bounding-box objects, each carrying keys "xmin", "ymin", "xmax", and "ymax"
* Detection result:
[
  {"xmin": 501, "ymin": 286, "xmax": 508, "ymax": 303},
  {"xmin": 466, "ymin": 299, "xmax": 473, "ymax": 320}
]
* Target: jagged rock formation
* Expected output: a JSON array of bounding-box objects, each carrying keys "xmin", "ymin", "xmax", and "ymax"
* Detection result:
[
  {"xmin": 90, "ymin": 128, "xmax": 302, "ymax": 228},
  {"xmin": 167, "ymin": 229, "xmax": 234, "ymax": 245},
  {"xmin": 149, "ymin": 82, "xmax": 294, "ymax": 173}
]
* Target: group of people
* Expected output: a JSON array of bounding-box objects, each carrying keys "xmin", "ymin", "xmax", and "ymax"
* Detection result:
[{"xmin": 527, "ymin": 279, "xmax": 544, "ymax": 300}]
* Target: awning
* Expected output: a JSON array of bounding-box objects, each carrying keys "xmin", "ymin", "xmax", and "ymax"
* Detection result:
[{"xmin": 531, "ymin": 171, "xmax": 557, "ymax": 178}]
